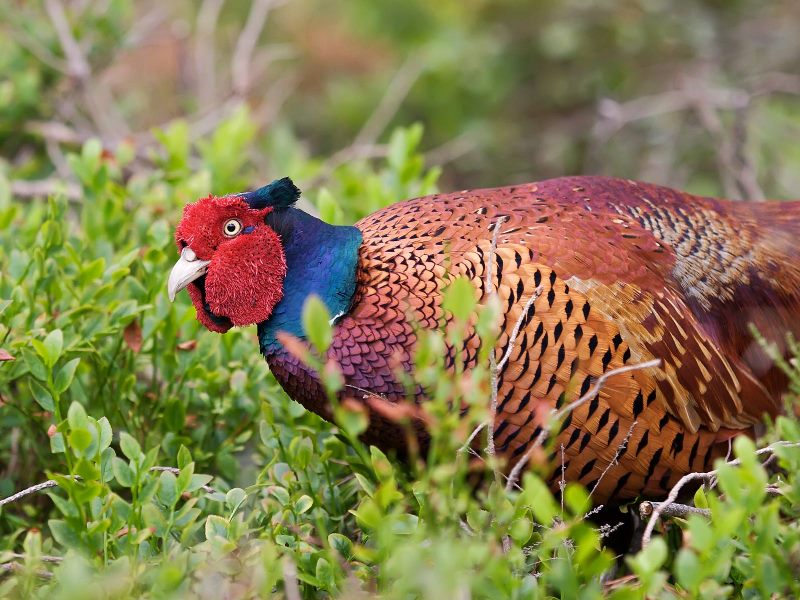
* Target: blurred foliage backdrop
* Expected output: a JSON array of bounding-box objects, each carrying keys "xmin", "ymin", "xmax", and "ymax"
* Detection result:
[
  {"xmin": 1, "ymin": 1, "xmax": 800, "ymax": 598},
  {"xmin": 2, "ymin": 0, "xmax": 800, "ymax": 197}
]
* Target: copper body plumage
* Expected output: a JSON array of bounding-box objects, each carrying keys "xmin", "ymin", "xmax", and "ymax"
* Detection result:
[{"xmin": 283, "ymin": 176, "xmax": 800, "ymax": 502}]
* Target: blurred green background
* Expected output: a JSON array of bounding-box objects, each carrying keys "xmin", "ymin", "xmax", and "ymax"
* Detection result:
[{"xmin": 3, "ymin": 0, "xmax": 799, "ymax": 199}]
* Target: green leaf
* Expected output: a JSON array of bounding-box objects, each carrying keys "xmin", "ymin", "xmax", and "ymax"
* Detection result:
[
  {"xmin": 186, "ymin": 474, "xmax": 213, "ymax": 493},
  {"xmin": 29, "ymin": 380, "xmax": 54, "ymax": 411},
  {"xmin": 74, "ymin": 458, "xmax": 100, "ymax": 480},
  {"xmin": 302, "ymin": 295, "xmax": 332, "ymax": 354},
  {"xmin": 23, "ymin": 350, "xmax": 48, "ymax": 381},
  {"xmin": 520, "ymin": 473, "xmax": 559, "ymax": 524},
  {"xmin": 204, "ymin": 515, "xmax": 228, "ymax": 540},
  {"xmin": 177, "ymin": 445, "xmax": 192, "ymax": 469},
  {"xmin": 142, "ymin": 504, "xmax": 167, "ymax": 537},
  {"xmin": 269, "ymin": 486, "xmax": 290, "ymax": 506},
  {"xmin": 334, "ymin": 403, "xmax": 368, "ymax": 439},
  {"xmin": 290, "ymin": 436, "xmax": 314, "ymax": 470},
  {"xmin": 225, "ymin": 488, "xmax": 246, "ymax": 512},
  {"xmin": 112, "ymin": 457, "xmax": 133, "ymax": 487},
  {"xmin": 632, "ymin": 537, "xmax": 668, "ymax": 574},
  {"xmin": 693, "ymin": 486, "xmax": 709, "ymax": 510},
  {"xmin": 176, "ymin": 462, "xmax": 194, "ymax": 494},
  {"xmin": 510, "ymin": 518, "xmax": 533, "ymax": 545},
  {"xmin": 97, "ymin": 417, "xmax": 113, "ymax": 451},
  {"xmin": 563, "ymin": 483, "xmax": 590, "ymax": 516},
  {"xmin": 119, "ymin": 432, "xmax": 142, "ymax": 461},
  {"xmin": 443, "ymin": 276, "xmax": 476, "ymax": 322},
  {"xmin": 41, "ymin": 329, "xmax": 64, "ymax": 367},
  {"xmin": 67, "ymin": 401, "xmax": 89, "ymax": 431},
  {"xmin": 350, "ymin": 498, "xmax": 382, "ymax": 530},
  {"xmin": 50, "ymin": 432, "xmax": 65, "ymax": 454},
  {"xmin": 315, "ymin": 557, "xmax": 334, "ymax": 590},
  {"xmin": 68, "ymin": 428, "xmax": 92, "ymax": 453},
  {"xmin": 317, "ymin": 188, "xmax": 342, "ymax": 224},
  {"xmin": 48, "ymin": 519, "xmax": 82, "ymax": 549},
  {"xmin": 674, "ymin": 548, "xmax": 703, "ymax": 592},
  {"xmin": 54, "ymin": 358, "xmax": 80, "ymax": 393},
  {"xmin": 157, "ymin": 471, "xmax": 178, "ymax": 507},
  {"xmin": 328, "ymin": 533, "xmax": 353, "ymax": 559},
  {"xmin": 295, "ymin": 494, "xmax": 313, "ymax": 514},
  {"xmin": 99, "ymin": 447, "xmax": 115, "ymax": 482}
]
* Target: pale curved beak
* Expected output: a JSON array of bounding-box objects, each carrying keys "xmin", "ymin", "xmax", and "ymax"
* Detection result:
[{"xmin": 168, "ymin": 247, "xmax": 211, "ymax": 302}]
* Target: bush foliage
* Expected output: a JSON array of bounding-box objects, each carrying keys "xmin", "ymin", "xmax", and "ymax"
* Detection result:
[{"xmin": 1, "ymin": 1, "xmax": 800, "ymax": 598}]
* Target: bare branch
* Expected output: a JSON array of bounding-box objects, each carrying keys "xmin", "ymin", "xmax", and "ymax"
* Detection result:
[
  {"xmin": 0, "ymin": 562, "xmax": 53, "ymax": 579},
  {"xmin": 485, "ymin": 217, "xmax": 507, "ymax": 461},
  {"xmin": 0, "ymin": 467, "xmax": 218, "ymax": 508},
  {"xmin": 231, "ymin": 0, "xmax": 283, "ymax": 96},
  {"xmin": 282, "ymin": 555, "xmax": 302, "ymax": 600},
  {"xmin": 5, "ymin": 27, "xmax": 70, "ymax": 73},
  {"xmin": 425, "ymin": 131, "xmax": 478, "ymax": 166},
  {"xmin": 730, "ymin": 103, "xmax": 765, "ymax": 201},
  {"xmin": 352, "ymin": 54, "xmax": 425, "ymax": 148},
  {"xmin": 10, "ymin": 179, "xmax": 82, "ymax": 202},
  {"xmin": 639, "ymin": 500, "xmax": 710, "ymax": 520},
  {"xmin": 692, "ymin": 95, "xmax": 741, "ymax": 199},
  {"xmin": 641, "ymin": 440, "xmax": 800, "ymax": 547},
  {"xmin": 123, "ymin": 5, "xmax": 170, "ymax": 47},
  {"xmin": 497, "ymin": 286, "xmax": 543, "ymax": 373},
  {"xmin": 6, "ymin": 553, "xmax": 62, "ymax": 563},
  {"xmin": 590, "ymin": 420, "xmax": 638, "ymax": 498},
  {"xmin": 252, "ymin": 71, "xmax": 300, "ymax": 128},
  {"xmin": 459, "ymin": 422, "xmax": 487, "ymax": 454},
  {"xmin": 44, "ymin": 0, "xmax": 91, "ymax": 81},
  {"xmin": 195, "ymin": 0, "xmax": 226, "ymax": 109},
  {"xmin": 0, "ymin": 479, "xmax": 60, "ymax": 508},
  {"xmin": 558, "ymin": 359, "xmax": 661, "ymax": 419}
]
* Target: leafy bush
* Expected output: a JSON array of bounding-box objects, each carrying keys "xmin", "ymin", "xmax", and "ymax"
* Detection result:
[
  {"xmin": 1, "ymin": 107, "xmax": 799, "ymax": 598},
  {"xmin": 2, "ymin": 1, "xmax": 800, "ymax": 598}
]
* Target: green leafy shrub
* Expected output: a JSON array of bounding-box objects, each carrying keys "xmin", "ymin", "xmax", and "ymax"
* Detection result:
[{"xmin": 2, "ymin": 2, "xmax": 800, "ymax": 598}]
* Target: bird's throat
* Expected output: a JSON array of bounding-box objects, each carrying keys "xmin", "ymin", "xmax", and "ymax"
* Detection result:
[{"xmin": 257, "ymin": 207, "xmax": 362, "ymax": 357}]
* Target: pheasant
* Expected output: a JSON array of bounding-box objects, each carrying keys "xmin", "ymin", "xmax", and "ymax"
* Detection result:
[{"xmin": 168, "ymin": 176, "xmax": 800, "ymax": 502}]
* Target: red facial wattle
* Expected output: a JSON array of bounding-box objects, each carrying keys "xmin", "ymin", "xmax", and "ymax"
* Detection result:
[{"xmin": 171, "ymin": 195, "xmax": 287, "ymax": 332}]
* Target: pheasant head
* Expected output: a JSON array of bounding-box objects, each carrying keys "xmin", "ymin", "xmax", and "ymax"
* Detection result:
[{"xmin": 167, "ymin": 178, "xmax": 300, "ymax": 333}]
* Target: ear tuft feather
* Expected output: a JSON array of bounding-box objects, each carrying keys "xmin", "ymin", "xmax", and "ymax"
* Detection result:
[{"xmin": 240, "ymin": 177, "xmax": 301, "ymax": 209}]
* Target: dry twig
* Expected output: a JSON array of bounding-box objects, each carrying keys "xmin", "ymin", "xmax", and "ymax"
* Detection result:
[
  {"xmin": 195, "ymin": 0, "xmax": 227, "ymax": 109},
  {"xmin": 0, "ymin": 562, "xmax": 53, "ymax": 579},
  {"xmin": 282, "ymin": 556, "xmax": 302, "ymax": 600},
  {"xmin": 505, "ymin": 359, "xmax": 662, "ymax": 492},
  {"xmin": 639, "ymin": 501, "xmax": 710, "ymax": 520},
  {"xmin": 641, "ymin": 440, "xmax": 800, "ymax": 547},
  {"xmin": 589, "ymin": 420, "xmax": 638, "ymax": 499},
  {"xmin": 484, "ymin": 216, "xmax": 507, "ymax": 461},
  {"xmin": 10, "ymin": 178, "xmax": 82, "ymax": 202},
  {"xmin": 352, "ymin": 55, "xmax": 425, "ymax": 148},
  {"xmin": 44, "ymin": 0, "xmax": 90, "ymax": 81},
  {"xmin": 0, "ymin": 467, "xmax": 218, "ymax": 509},
  {"xmin": 232, "ymin": 0, "xmax": 284, "ymax": 96}
]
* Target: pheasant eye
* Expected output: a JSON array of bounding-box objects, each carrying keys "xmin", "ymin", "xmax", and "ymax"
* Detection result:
[{"xmin": 223, "ymin": 219, "xmax": 242, "ymax": 237}]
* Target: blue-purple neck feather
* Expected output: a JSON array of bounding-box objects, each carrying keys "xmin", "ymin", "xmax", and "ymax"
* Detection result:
[{"xmin": 256, "ymin": 207, "xmax": 361, "ymax": 357}]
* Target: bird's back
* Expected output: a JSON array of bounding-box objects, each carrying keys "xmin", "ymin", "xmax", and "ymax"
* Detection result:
[{"xmin": 296, "ymin": 176, "xmax": 800, "ymax": 501}]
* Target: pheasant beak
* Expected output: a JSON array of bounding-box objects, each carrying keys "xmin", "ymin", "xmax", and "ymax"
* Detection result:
[{"xmin": 167, "ymin": 246, "xmax": 211, "ymax": 302}]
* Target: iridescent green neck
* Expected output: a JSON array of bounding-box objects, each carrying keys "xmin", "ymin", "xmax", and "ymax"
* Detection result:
[{"xmin": 257, "ymin": 208, "xmax": 361, "ymax": 356}]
